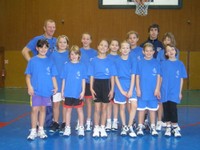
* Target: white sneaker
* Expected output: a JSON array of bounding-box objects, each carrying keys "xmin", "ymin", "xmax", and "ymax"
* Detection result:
[
  {"xmin": 151, "ymin": 126, "xmax": 158, "ymax": 136},
  {"xmin": 38, "ymin": 129, "xmax": 47, "ymax": 139},
  {"xmin": 121, "ymin": 126, "xmax": 128, "ymax": 136},
  {"xmin": 156, "ymin": 121, "xmax": 162, "ymax": 131},
  {"xmin": 63, "ymin": 126, "xmax": 71, "ymax": 136},
  {"xmin": 85, "ymin": 121, "xmax": 92, "ymax": 131},
  {"xmin": 75, "ymin": 120, "xmax": 79, "ymax": 131},
  {"xmin": 137, "ymin": 125, "xmax": 144, "ymax": 136},
  {"xmin": 112, "ymin": 121, "xmax": 118, "ymax": 131},
  {"xmin": 93, "ymin": 126, "xmax": 100, "ymax": 137},
  {"xmin": 78, "ymin": 126, "xmax": 85, "ymax": 137},
  {"xmin": 165, "ymin": 127, "xmax": 171, "ymax": 137},
  {"xmin": 105, "ymin": 121, "xmax": 112, "ymax": 131},
  {"xmin": 27, "ymin": 129, "xmax": 37, "ymax": 140},
  {"xmin": 162, "ymin": 122, "xmax": 167, "ymax": 127},
  {"xmin": 100, "ymin": 127, "xmax": 108, "ymax": 137},
  {"xmin": 128, "ymin": 126, "xmax": 137, "ymax": 138},
  {"xmin": 172, "ymin": 127, "xmax": 181, "ymax": 137}
]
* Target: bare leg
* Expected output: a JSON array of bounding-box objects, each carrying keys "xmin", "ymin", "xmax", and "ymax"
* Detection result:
[
  {"xmin": 128, "ymin": 101, "xmax": 137, "ymax": 126},
  {"xmin": 94, "ymin": 103, "xmax": 101, "ymax": 126},
  {"xmin": 120, "ymin": 104, "xmax": 126, "ymax": 126},
  {"xmin": 101, "ymin": 103, "xmax": 108, "ymax": 126},
  {"xmin": 65, "ymin": 108, "xmax": 72, "ymax": 127}
]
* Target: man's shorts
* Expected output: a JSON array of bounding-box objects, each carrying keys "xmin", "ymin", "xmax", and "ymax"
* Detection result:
[{"xmin": 30, "ymin": 95, "xmax": 52, "ymax": 107}]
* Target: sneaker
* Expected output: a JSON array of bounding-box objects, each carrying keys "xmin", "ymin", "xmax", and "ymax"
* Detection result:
[
  {"xmin": 120, "ymin": 126, "xmax": 128, "ymax": 136},
  {"xmin": 59, "ymin": 122, "xmax": 66, "ymax": 134},
  {"xmin": 100, "ymin": 126, "xmax": 108, "ymax": 137},
  {"xmin": 172, "ymin": 127, "xmax": 181, "ymax": 137},
  {"xmin": 165, "ymin": 127, "xmax": 171, "ymax": 137},
  {"xmin": 75, "ymin": 120, "xmax": 79, "ymax": 131},
  {"xmin": 38, "ymin": 129, "xmax": 48, "ymax": 139},
  {"xmin": 112, "ymin": 121, "xmax": 118, "ymax": 131},
  {"xmin": 78, "ymin": 126, "xmax": 85, "ymax": 137},
  {"xmin": 105, "ymin": 121, "xmax": 112, "ymax": 131},
  {"xmin": 128, "ymin": 126, "xmax": 137, "ymax": 138},
  {"xmin": 156, "ymin": 121, "xmax": 162, "ymax": 131},
  {"xmin": 63, "ymin": 126, "xmax": 71, "ymax": 136},
  {"xmin": 151, "ymin": 126, "xmax": 158, "ymax": 136},
  {"xmin": 93, "ymin": 126, "xmax": 100, "ymax": 137},
  {"xmin": 49, "ymin": 121, "xmax": 59, "ymax": 133},
  {"xmin": 137, "ymin": 125, "xmax": 144, "ymax": 136},
  {"xmin": 162, "ymin": 122, "xmax": 167, "ymax": 128},
  {"xmin": 85, "ymin": 121, "xmax": 92, "ymax": 131},
  {"xmin": 144, "ymin": 119, "xmax": 150, "ymax": 131},
  {"xmin": 27, "ymin": 129, "xmax": 37, "ymax": 140},
  {"xmin": 133, "ymin": 120, "xmax": 137, "ymax": 129}
]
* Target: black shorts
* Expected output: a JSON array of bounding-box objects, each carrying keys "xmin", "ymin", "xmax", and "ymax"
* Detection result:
[
  {"xmin": 64, "ymin": 97, "xmax": 84, "ymax": 108},
  {"xmin": 93, "ymin": 79, "xmax": 110, "ymax": 103},
  {"xmin": 85, "ymin": 83, "xmax": 92, "ymax": 97}
]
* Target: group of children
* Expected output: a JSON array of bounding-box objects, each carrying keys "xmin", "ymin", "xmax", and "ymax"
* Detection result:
[{"xmin": 25, "ymin": 24, "xmax": 187, "ymax": 140}]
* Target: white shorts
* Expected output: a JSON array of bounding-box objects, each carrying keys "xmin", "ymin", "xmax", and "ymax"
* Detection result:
[
  {"xmin": 114, "ymin": 97, "xmax": 137, "ymax": 104},
  {"xmin": 52, "ymin": 93, "xmax": 63, "ymax": 102}
]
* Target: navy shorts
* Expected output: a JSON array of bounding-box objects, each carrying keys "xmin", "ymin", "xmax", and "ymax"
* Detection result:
[{"xmin": 64, "ymin": 97, "xmax": 84, "ymax": 108}]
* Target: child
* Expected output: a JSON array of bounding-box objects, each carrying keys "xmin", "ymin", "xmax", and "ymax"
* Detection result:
[
  {"xmin": 136, "ymin": 43, "xmax": 160, "ymax": 136},
  {"xmin": 157, "ymin": 32, "xmax": 179, "ymax": 62},
  {"xmin": 156, "ymin": 32, "xmax": 179, "ymax": 131},
  {"xmin": 114, "ymin": 41, "xmax": 137, "ymax": 138},
  {"xmin": 79, "ymin": 33, "xmax": 97, "ymax": 131},
  {"xmin": 140, "ymin": 23, "xmax": 163, "ymax": 58},
  {"xmin": 160, "ymin": 44, "xmax": 187, "ymax": 137},
  {"xmin": 26, "ymin": 39, "xmax": 58, "ymax": 140},
  {"xmin": 127, "ymin": 30, "xmax": 143, "ymax": 61},
  {"xmin": 61, "ymin": 45, "xmax": 86, "ymax": 137},
  {"xmin": 106, "ymin": 39, "xmax": 120, "ymax": 131},
  {"xmin": 89, "ymin": 39, "xmax": 116, "ymax": 137},
  {"xmin": 49, "ymin": 35, "xmax": 69, "ymax": 133}
]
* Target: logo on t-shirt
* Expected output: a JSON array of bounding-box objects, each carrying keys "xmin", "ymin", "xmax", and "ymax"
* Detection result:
[
  {"xmin": 105, "ymin": 68, "xmax": 110, "ymax": 76},
  {"xmin": 176, "ymin": 70, "xmax": 180, "ymax": 78},
  {"xmin": 46, "ymin": 67, "xmax": 51, "ymax": 75},
  {"xmin": 76, "ymin": 71, "xmax": 81, "ymax": 79},
  {"xmin": 152, "ymin": 68, "xmax": 157, "ymax": 76}
]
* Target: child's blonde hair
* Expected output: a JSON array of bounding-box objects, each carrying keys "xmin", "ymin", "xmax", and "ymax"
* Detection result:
[
  {"xmin": 69, "ymin": 45, "xmax": 81, "ymax": 60},
  {"xmin": 56, "ymin": 35, "xmax": 69, "ymax": 49}
]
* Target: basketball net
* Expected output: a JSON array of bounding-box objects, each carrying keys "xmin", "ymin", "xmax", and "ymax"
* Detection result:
[{"xmin": 134, "ymin": 0, "xmax": 150, "ymax": 16}]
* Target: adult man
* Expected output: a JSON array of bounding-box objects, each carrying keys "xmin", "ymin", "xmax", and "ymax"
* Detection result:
[{"xmin": 22, "ymin": 19, "xmax": 57, "ymax": 128}]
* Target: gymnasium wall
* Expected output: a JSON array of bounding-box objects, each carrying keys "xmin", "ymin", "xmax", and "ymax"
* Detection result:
[{"xmin": 0, "ymin": 0, "xmax": 199, "ymax": 89}]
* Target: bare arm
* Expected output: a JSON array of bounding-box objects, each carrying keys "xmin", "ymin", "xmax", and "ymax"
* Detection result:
[
  {"xmin": 127, "ymin": 74, "xmax": 135, "ymax": 98},
  {"xmin": 52, "ymin": 77, "xmax": 58, "ymax": 95},
  {"xmin": 90, "ymin": 76, "xmax": 96, "ymax": 99},
  {"xmin": 108, "ymin": 76, "xmax": 114, "ymax": 100},
  {"xmin": 25, "ymin": 74, "xmax": 34, "ymax": 96},
  {"xmin": 179, "ymin": 78, "xmax": 184, "ymax": 100},
  {"xmin": 22, "ymin": 47, "xmax": 32, "ymax": 61},
  {"xmin": 80, "ymin": 79, "xmax": 86, "ymax": 100},
  {"xmin": 154, "ymin": 75, "xmax": 161, "ymax": 99},
  {"xmin": 115, "ymin": 76, "xmax": 127, "ymax": 97},
  {"xmin": 61, "ymin": 79, "xmax": 65, "ymax": 99},
  {"xmin": 136, "ymin": 75, "xmax": 141, "ymax": 97}
]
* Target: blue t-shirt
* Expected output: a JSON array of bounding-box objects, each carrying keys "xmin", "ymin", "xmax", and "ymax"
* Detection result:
[
  {"xmin": 88, "ymin": 56, "xmax": 117, "ymax": 79},
  {"xmin": 49, "ymin": 50, "xmax": 69, "ymax": 92},
  {"xmin": 160, "ymin": 60, "xmax": 187, "ymax": 103},
  {"xmin": 80, "ymin": 48, "xmax": 97, "ymax": 83},
  {"xmin": 26, "ymin": 35, "xmax": 57, "ymax": 57},
  {"xmin": 25, "ymin": 56, "xmax": 58, "ymax": 97},
  {"xmin": 136, "ymin": 57, "xmax": 160, "ymax": 101},
  {"xmin": 130, "ymin": 46, "xmax": 144, "ymax": 61},
  {"xmin": 156, "ymin": 49, "xmax": 180, "ymax": 62},
  {"xmin": 60, "ymin": 62, "xmax": 87, "ymax": 99},
  {"xmin": 107, "ymin": 54, "xmax": 120, "ymax": 63}
]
